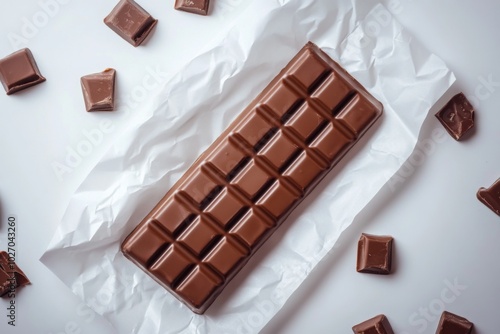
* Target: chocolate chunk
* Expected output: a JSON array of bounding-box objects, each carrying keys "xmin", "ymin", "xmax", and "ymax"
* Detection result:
[
  {"xmin": 175, "ymin": 0, "xmax": 210, "ymax": 16},
  {"xmin": 352, "ymin": 314, "xmax": 394, "ymax": 334},
  {"xmin": 356, "ymin": 233, "xmax": 393, "ymax": 275},
  {"xmin": 0, "ymin": 48, "xmax": 46, "ymax": 95},
  {"xmin": 104, "ymin": 0, "xmax": 158, "ymax": 47},
  {"xmin": 0, "ymin": 251, "xmax": 30, "ymax": 297},
  {"xmin": 435, "ymin": 93, "xmax": 474, "ymax": 140},
  {"xmin": 435, "ymin": 311, "xmax": 473, "ymax": 334},
  {"xmin": 477, "ymin": 178, "xmax": 500, "ymax": 216},
  {"xmin": 121, "ymin": 42, "xmax": 383, "ymax": 314},
  {"xmin": 80, "ymin": 68, "xmax": 116, "ymax": 112}
]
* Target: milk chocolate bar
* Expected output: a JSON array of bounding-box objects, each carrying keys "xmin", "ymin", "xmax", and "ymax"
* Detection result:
[{"xmin": 121, "ymin": 42, "xmax": 383, "ymax": 313}]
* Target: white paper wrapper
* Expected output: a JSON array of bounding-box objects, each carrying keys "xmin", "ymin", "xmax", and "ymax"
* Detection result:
[{"xmin": 41, "ymin": 0, "xmax": 455, "ymax": 333}]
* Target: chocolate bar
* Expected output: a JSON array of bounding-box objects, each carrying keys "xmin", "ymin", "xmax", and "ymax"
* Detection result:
[
  {"xmin": 477, "ymin": 178, "xmax": 500, "ymax": 216},
  {"xmin": 104, "ymin": 0, "xmax": 158, "ymax": 47},
  {"xmin": 0, "ymin": 251, "xmax": 30, "ymax": 297},
  {"xmin": 357, "ymin": 233, "xmax": 393, "ymax": 275},
  {"xmin": 175, "ymin": 0, "xmax": 210, "ymax": 16},
  {"xmin": 435, "ymin": 311, "xmax": 473, "ymax": 334},
  {"xmin": 0, "ymin": 48, "xmax": 46, "ymax": 95},
  {"xmin": 435, "ymin": 93, "xmax": 474, "ymax": 141},
  {"xmin": 352, "ymin": 314, "xmax": 394, "ymax": 334},
  {"xmin": 121, "ymin": 42, "xmax": 383, "ymax": 313}
]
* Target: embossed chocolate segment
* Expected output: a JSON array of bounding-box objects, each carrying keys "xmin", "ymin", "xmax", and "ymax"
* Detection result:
[
  {"xmin": 207, "ymin": 139, "xmax": 247, "ymax": 177},
  {"xmin": 258, "ymin": 130, "xmax": 300, "ymax": 170},
  {"xmin": 123, "ymin": 223, "xmax": 170, "ymax": 265},
  {"xmin": 231, "ymin": 160, "xmax": 273, "ymax": 199},
  {"xmin": 311, "ymin": 72, "xmax": 352, "ymax": 112},
  {"xmin": 283, "ymin": 151, "xmax": 325, "ymax": 191},
  {"xmin": 310, "ymin": 123, "xmax": 353, "ymax": 161},
  {"xmin": 204, "ymin": 238, "xmax": 247, "ymax": 276},
  {"xmin": 122, "ymin": 42, "xmax": 383, "ymax": 314},
  {"xmin": 285, "ymin": 102, "xmax": 325, "ymax": 141},
  {"xmin": 176, "ymin": 266, "xmax": 222, "ymax": 308},
  {"xmin": 153, "ymin": 198, "xmax": 195, "ymax": 235},
  {"xmin": 337, "ymin": 94, "xmax": 382, "ymax": 137},
  {"xmin": 229, "ymin": 209, "xmax": 274, "ymax": 248},
  {"xmin": 256, "ymin": 179, "xmax": 300, "ymax": 219},
  {"xmin": 204, "ymin": 189, "xmax": 245, "ymax": 228},
  {"xmin": 150, "ymin": 245, "xmax": 192, "ymax": 285}
]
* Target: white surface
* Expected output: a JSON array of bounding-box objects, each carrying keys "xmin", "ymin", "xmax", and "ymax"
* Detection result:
[
  {"xmin": 0, "ymin": 1, "xmax": 498, "ymax": 333},
  {"xmin": 39, "ymin": 2, "xmax": 454, "ymax": 333}
]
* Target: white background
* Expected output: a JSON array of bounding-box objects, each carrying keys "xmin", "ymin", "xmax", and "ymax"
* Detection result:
[{"xmin": 0, "ymin": 0, "xmax": 499, "ymax": 333}]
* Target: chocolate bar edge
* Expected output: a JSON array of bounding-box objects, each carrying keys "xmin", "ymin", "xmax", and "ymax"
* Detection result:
[{"xmin": 121, "ymin": 42, "xmax": 383, "ymax": 313}]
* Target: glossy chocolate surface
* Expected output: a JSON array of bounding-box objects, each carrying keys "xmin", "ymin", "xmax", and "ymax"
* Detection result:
[
  {"xmin": 0, "ymin": 251, "xmax": 30, "ymax": 297},
  {"xmin": 352, "ymin": 314, "xmax": 394, "ymax": 334},
  {"xmin": 357, "ymin": 233, "xmax": 393, "ymax": 275},
  {"xmin": 104, "ymin": 0, "xmax": 158, "ymax": 47},
  {"xmin": 477, "ymin": 178, "xmax": 500, "ymax": 216},
  {"xmin": 0, "ymin": 48, "xmax": 46, "ymax": 95},
  {"xmin": 175, "ymin": 0, "xmax": 210, "ymax": 15},
  {"xmin": 121, "ymin": 42, "xmax": 383, "ymax": 313},
  {"xmin": 435, "ymin": 93, "xmax": 474, "ymax": 140},
  {"xmin": 435, "ymin": 311, "xmax": 473, "ymax": 334},
  {"xmin": 80, "ymin": 68, "xmax": 116, "ymax": 112}
]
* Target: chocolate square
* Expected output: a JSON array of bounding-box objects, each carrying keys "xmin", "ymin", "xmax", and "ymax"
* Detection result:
[
  {"xmin": 0, "ymin": 251, "xmax": 30, "ymax": 297},
  {"xmin": 477, "ymin": 178, "xmax": 500, "ymax": 216},
  {"xmin": 80, "ymin": 68, "xmax": 116, "ymax": 112},
  {"xmin": 352, "ymin": 314, "xmax": 394, "ymax": 334},
  {"xmin": 0, "ymin": 48, "xmax": 46, "ymax": 95},
  {"xmin": 357, "ymin": 233, "xmax": 393, "ymax": 275},
  {"xmin": 104, "ymin": 0, "xmax": 158, "ymax": 47},
  {"xmin": 435, "ymin": 311, "xmax": 473, "ymax": 334},
  {"xmin": 435, "ymin": 93, "xmax": 474, "ymax": 140},
  {"xmin": 175, "ymin": 0, "xmax": 210, "ymax": 16}
]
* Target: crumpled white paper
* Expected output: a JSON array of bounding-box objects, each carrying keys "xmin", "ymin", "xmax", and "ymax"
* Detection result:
[{"xmin": 41, "ymin": 0, "xmax": 455, "ymax": 333}]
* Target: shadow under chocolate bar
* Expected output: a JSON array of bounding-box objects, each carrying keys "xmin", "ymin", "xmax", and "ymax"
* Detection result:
[{"xmin": 121, "ymin": 42, "xmax": 383, "ymax": 314}]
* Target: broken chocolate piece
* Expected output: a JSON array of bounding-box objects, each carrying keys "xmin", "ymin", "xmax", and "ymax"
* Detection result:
[
  {"xmin": 0, "ymin": 251, "xmax": 30, "ymax": 297},
  {"xmin": 352, "ymin": 314, "xmax": 394, "ymax": 334},
  {"xmin": 104, "ymin": 0, "xmax": 158, "ymax": 47},
  {"xmin": 435, "ymin": 311, "xmax": 473, "ymax": 334},
  {"xmin": 435, "ymin": 93, "xmax": 474, "ymax": 140},
  {"xmin": 477, "ymin": 178, "xmax": 500, "ymax": 216},
  {"xmin": 0, "ymin": 48, "xmax": 46, "ymax": 95},
  {"xmin": 121, "ymin": 42, "xmax": 383, "ymax": 314},
  {"xmin": 175, "ymin": 0, "xmax": 210, "ymax": 15},
  {"xmin": 81, "ymin": 68, "xmax": 116, "ymax": 112},
  {"xmin": 357, "ymin": 233, "xmax": 393, "ymax": 275}
]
